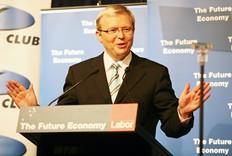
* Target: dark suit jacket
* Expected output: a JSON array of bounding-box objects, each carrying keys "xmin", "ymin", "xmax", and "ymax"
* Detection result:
[{"xmin": 58, "ymin": 53, "xmax": 193, "ymax": 138}]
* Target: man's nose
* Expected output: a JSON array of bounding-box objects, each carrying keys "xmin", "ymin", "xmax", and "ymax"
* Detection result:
[{"xmin": 117, "ymin": 29, "xmax": 125, "ymax": 38}]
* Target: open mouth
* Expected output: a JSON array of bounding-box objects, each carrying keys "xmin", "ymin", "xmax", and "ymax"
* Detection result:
[{"xmin": 117, "ymin": 43, "xmax": 127, "ymax": 48}]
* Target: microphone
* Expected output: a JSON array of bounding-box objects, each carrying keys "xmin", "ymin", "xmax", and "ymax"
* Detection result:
[
  {"xmin": 122, "ymin": 66, "xmax": 136, "ymax": 103},
  {"xmin": 48, "ymin": 68, "xmax": 99, "ymax": 106},
  {"xmin": 191, "ymin": 42, "xmax": 213, "ymax": 66}
]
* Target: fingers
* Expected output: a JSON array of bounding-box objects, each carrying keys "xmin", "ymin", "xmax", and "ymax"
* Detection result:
[
  {"xmin": 203, "ymin": 83, "xmax": 211, "ymax": 102},
  {"xmin": 193, "ymin": 82, "xmax": 210, "ymax": 95},
  {"xmin": 179, "ymin": 82, "xmax": 211, "ymax": 115},
  {"xmin": 7, "ymin": 80, "xmax": 26, "ymax": 102},
  {"xmin": 203, "ymin": 93, "xmax": 211, "ymax": 102},
  {"xmin": 193, "ymin": 82, "xmax": 211, "ymax": 105},
  {"xmin": 7, "ymin": 80, "xmax": 26, "ymax": 94},
  {"xmin": 6, "ymin": 80, "xmax": 38, "ymax": 108},
  {"xmin": 183, "ymin": 83, "xmax": 190, "ymax": 94},
  {"xmin": 180, "ymin": 83, "xmax": 191, "ymax": 101},
  {"xmin": 7, "ymin": 81, "xmax": 17, "ymax": 99}
]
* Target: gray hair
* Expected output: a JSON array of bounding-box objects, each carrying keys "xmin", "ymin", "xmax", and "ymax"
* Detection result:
[{"xmin": 96, "ymin": 5, "xmax": 135, "ymax": 30}]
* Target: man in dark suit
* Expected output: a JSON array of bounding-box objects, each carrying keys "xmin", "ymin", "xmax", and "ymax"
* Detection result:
[
  {"xmin": 57, "ymin": 52, "xmax": 193, "ymax": 138},
  {"xmin": 7, "ymin": 4, "xmax": 211, "ymax": 155}
]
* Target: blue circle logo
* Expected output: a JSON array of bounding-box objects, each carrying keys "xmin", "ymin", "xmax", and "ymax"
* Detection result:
[
  {"xmin": 0, "ymin": 135, "xmax": 26, "ymax": 155},
  {"xmin": 0, "ymin": 4, "xmax": 35, "ymax": 30},
  {"xmin": 0, "ymin": 70, "xmax": 30, "ymax": 95}
]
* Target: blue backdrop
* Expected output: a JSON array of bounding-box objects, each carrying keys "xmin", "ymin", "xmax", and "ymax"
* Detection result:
[{"xmin": 148, "ymin": 0, "xmax": 232, "ymax": 155}]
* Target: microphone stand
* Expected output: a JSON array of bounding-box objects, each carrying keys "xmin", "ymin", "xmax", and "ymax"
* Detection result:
[{"xmin": 192, "ymin": 42, "xmax": 212, "ymax": 156}]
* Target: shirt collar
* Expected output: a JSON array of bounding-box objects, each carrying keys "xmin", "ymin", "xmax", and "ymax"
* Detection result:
[{"xmin": 103, "ymin": 51, "xmax": 132, "ymax": 72}]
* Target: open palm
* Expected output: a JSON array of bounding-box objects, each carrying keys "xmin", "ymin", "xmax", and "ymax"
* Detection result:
[{"xmin": 7, "ymin": 80, "xmax": 38, "ymax": 108}]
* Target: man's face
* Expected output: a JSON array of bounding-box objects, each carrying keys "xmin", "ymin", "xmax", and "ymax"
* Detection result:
[{"xmin": 96, "ymin": 13, "xmax": 134, "ymax": 61}]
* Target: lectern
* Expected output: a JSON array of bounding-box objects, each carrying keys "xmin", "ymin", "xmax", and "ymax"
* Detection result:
[{"xmin": 17, "ymin": 103, "xmax": 172, "ymax": 156}]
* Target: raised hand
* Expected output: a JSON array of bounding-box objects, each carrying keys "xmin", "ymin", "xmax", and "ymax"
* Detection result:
[
  {"xmin": 7, "ymin": 80, "xmax": 38, "ymax": 108},
  {"xmin": 178, "ymin": 82, "xmax": 211, "ymax": 119}
]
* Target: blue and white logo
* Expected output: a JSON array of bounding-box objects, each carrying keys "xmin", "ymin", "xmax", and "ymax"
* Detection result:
[
  {"xmin": 0, "ymin": 135, "xmax": 26, "ymax": 156},
  {"xmin": 0, "ymin": 70, "xmax": 30, "ymax": 95},
  {"xmin": 0, "ymin": 4, "xmax": 35, "ymax": 30}
]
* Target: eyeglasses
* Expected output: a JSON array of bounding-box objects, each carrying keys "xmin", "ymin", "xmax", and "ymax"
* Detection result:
[{"xmin": 98, "ymin": 27, "xmax": 134, "ymax": 35}]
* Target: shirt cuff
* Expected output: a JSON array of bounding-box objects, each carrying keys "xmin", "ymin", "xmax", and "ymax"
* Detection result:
[{"xmin": 177, "ymin": 106, "xmax": 192, "ymax": 123}]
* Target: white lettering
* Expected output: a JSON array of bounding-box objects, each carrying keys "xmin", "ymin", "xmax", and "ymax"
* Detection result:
[
  {"xmin": 160, "ymin": 40, "xmax": 173, "ymax": 46},
  {"xmin": 229, "ymin": 103, "xmax": 232, "ymax": 109},
  {"xmin": 208, "ymin": 72, "xmax": 232, "ymax": 78},
  {"xmin": 110, "ymin": 121, "xmax": 134, "ymax": 129},
  {"xmin": 196, "ymin": 147, "xmax": 229, "ymax": 155},
  {"xmin": 53, "ymin": 57, "xmax": 82, "ymax": 64},
  {"xmin": 208, "ymin": 138, "xmax": 232, "ymax": 145},
  {"xmin": 197, "ymin": 15, "xmax": 229, "ymax": 22},
  {"xmin": 83, "ymin": 28, "xmax": 96, "ymax": 34},
  {"xmin": 37, "ymin": 122, "xmax": 65, "ymax": 130},
  {"xmin": 63, "ymin": 49, "xmax": 84, "ymax": 56},
  {"xmin": 175, "ymin": 39, "xmax": 197, "ymax": 46},
  {"xmin": 194, "ymin": 7, "xmax": 207, "ymax": 14},
  {"xmin": 209, "ymin": 6, "xmax": 232, "ymax": 13},
  {"xmin": 67, "ymin": 122, "xmax": 106, "ymax": 131},
  {"xmin": 163, "ymin": 48, "xmax": 195, "ymax": 55},
  {"xmin": 228, "ymin": 36, "xmax": 232, "ymax": 43},
  {"xmin": 197, "ymin": 81, "xmax": 229, "ymax": 88}
]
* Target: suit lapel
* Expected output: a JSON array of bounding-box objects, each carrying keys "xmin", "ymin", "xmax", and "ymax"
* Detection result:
[
  {"xmin": 91, "ymin": 54, "xmax": 112, "ymax": 104},
  {"xmin": 115, "ymin": 53, "xmax": 145, "ymax": 103}
]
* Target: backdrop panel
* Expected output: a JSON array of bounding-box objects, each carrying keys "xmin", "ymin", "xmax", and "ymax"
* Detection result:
[{"xmin": 148, "ymin": 0, "xmax": 232, "ymax": 155}]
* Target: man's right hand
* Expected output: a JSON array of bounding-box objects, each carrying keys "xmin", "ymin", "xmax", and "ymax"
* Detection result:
[{"xmin": 7, "ymin": 80, "xmax": 38, "ymax": 108}]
